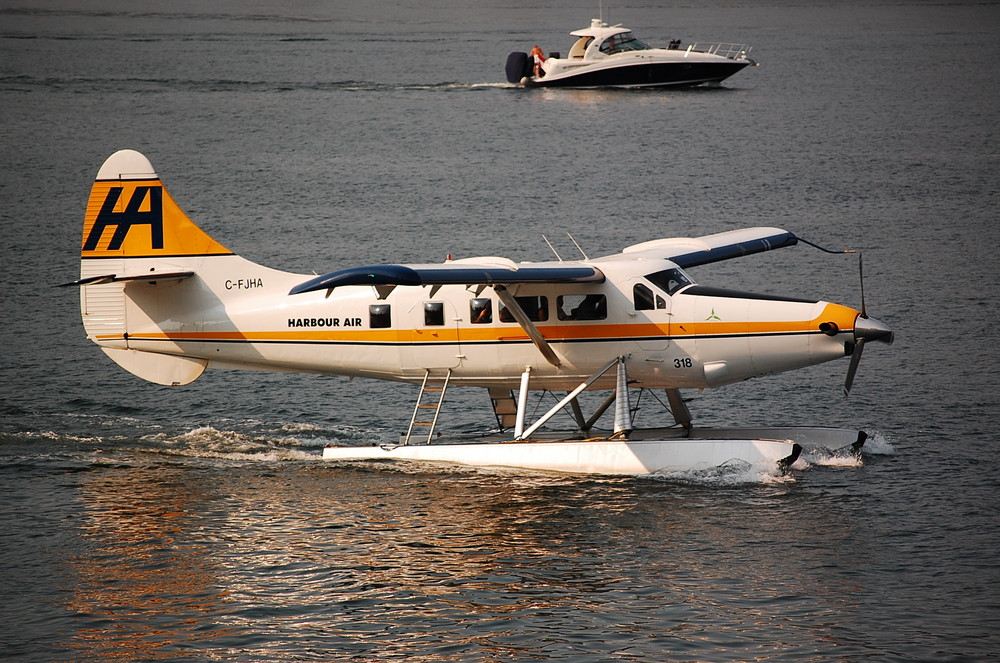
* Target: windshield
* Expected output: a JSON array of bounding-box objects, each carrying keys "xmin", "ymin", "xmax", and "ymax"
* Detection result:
[
  {"xmin": 599, "ymin": 32, "xmax": 651, "ymax": 55},
  {"xmin": 645, "ymin": 268, "xmax": 694, "ymax": 295}
]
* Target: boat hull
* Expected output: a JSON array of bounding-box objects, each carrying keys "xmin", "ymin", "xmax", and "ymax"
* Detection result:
[{"xmin": 529, "ymin": 60, "xmax": 751, "ymax": 89}]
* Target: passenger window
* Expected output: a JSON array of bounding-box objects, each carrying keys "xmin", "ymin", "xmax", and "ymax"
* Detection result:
[
  {"xmin": 557, "ymin": 294, "xmax": 607, "ymax": 320},
  {"xmin": 499, "ymin": 296, "xmax": 549, "ymax": 322},
  {"xmin": 369, "ymin": 304, "xmax": 391, "ymax": 328},
  {"xmin": 424, "ymin": 302, "xmax": 444, "ymax": 326},
  {"xmin": 470, "ymin": 298, "xmax": 492, "ymax": 324}
]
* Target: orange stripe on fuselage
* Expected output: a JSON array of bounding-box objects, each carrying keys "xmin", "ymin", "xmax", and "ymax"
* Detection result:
[{"xmin": 105, "ymin": 303, "xmax": 859, "ymax": 345}]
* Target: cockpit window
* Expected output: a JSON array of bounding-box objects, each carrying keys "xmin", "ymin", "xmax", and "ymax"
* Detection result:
[
  {"xmin": 646, "ymin": 268, "xmax": 694, "ymax": 296},
  {"xmin": 633, "ymin": 283, "xmax": 665, "ymax": 310},
  {"xmin": 599, "ymin": 32, "xmax": 651, "ymax": 55}
]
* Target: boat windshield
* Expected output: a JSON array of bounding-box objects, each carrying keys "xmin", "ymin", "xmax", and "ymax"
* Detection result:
[{"xmin": 599, "ymin": 32, "xmax": 651, "ymax": 55}]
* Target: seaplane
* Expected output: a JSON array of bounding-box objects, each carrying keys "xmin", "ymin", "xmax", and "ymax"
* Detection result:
[{"xmin": 63, "ymin": 150, "xmax": 894, "ymax": 476}]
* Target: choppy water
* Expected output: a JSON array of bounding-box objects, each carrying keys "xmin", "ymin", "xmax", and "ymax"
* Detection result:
[{"xmin": 2, "ymin": 0, "xmax": 999, "ymax": 660}]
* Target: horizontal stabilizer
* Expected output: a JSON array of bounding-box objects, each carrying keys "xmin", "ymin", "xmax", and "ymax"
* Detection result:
[
  {"xmin": 290, "ymin": 263, "xmax": 604, "ymax": 295},
  {"xmin": 621, "ymin": 227, "xmax": 798, "ymax": 268},
  {"xmin": 58, "ymin": 271, "xmax": 194, "ymax": 287}
]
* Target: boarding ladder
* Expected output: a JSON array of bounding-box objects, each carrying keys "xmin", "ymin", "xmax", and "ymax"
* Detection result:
[
  {"xmin": 404, "ymin": 369, "xmax": 452, "ymax": 444},
  {"xmin": 488, "ymin": 387, "xmax": 518, "ymax": 431}
]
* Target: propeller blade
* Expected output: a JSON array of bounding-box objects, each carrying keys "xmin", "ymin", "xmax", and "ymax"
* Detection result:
[
  {"xmin": 843, "ymin": 338, "xmax": 866, "ymax": 397},
  {"xmin": 858, "ymin": 252, "xmax": 867, "ymax": 319},
  {"xmin": 843, "ymin": 253, "xmax": 893, "ymax": 396}
]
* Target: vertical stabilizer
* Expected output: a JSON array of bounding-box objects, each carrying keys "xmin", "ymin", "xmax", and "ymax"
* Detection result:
[
  {"xmin": 82, "ymin": 149, "xmax": 231, "ymax": 260},
  {"xmin": 73, "ymin": 150, "xmax": 235, "ymax": 385}
]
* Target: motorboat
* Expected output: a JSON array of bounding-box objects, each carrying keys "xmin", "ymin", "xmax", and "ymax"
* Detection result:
[{"xmin": 506, "ymin": 18, "xmax": 756, "ymax": 88}]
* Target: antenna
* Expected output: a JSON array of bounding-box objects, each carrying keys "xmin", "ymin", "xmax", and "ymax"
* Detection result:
[
  {"xmin": 541, "ymin": 234, "xmax": 563, "ymax": 261},
  {"xmin": 566, "ymin": 232, "xmax": 589, "ymax": 260}
]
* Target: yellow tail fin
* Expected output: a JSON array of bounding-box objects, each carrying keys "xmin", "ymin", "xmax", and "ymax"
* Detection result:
[{"xmin": 82, "ymin": 150, "xmax": 231, "ymax": 259}]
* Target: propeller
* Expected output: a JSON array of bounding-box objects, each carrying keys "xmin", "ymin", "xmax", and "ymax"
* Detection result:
[{"xmin": 843, "ymin": 253, "xmax": 894, "ymax": 397}]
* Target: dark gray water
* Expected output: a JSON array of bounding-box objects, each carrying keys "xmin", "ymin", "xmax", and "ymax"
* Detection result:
[{"xmin": 2, "ymin": 1, "xmax": 999, "ymax": 660}]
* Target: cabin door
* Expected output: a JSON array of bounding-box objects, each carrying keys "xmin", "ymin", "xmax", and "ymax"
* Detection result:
[
  {"xmin": 400, "ymin": 298, "xmax": 463, "ymax": 377},
  {"xmin": 629, "ymin": 278, "xmax": 670, "ymax": 351}
]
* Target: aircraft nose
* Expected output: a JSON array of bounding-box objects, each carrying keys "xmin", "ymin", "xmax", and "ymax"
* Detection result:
[{"xmin": 854, "ymin": 314, "xmax": 894, "ymax": 345}]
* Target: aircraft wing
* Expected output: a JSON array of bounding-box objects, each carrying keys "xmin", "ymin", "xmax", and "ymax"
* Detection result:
[
  {"xmin": 289, "ymin": 262, "xmax": 604, "ymax": 295},
  {"xmin": 617, "ymin": 227, "xmax": 798, "ymax": 268},
  {"xmin": 289, "ymin": 227, "xmax": 797, "ymax": 295}
]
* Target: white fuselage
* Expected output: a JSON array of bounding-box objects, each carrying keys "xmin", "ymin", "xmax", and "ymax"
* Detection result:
[{"xmin": 82, "ymin": 252, "xmax": 858, "ymax": 392}]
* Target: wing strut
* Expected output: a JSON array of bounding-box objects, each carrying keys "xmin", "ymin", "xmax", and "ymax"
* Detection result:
[{"xmin": 494, "ymin": 285, "xmax": 561, "ymax": 367}]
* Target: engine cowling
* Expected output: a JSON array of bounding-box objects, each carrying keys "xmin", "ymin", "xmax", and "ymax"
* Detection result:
[{"xmin": 505, "ymin": 51, "xmax": 531, "ymax": 83}]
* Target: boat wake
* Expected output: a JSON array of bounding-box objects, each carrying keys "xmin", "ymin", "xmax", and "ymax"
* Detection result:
[
  {"xmin": 791, "ymin": 429, "xmax": 896, "ymax": 471},
  {"xmin": 129, "ymin": 425, "xmax": 899, "ymax": 481},
  {"xmin": 4, "ymin": 411, "xmax": 897, "ymax": 484},
  {"xmin": 859, "ymin": 429, "xmax": 897, "ymax": 455},
  {"xmin": 650, "ymin": 458, "xmax": 795, "ymax": 486},
  {"xmin": 139, "ymin": 423, "xmax": 386, "ymax": 462},
  {"xmin": 0, "ymin": 74, "xmax": 511, "ymax": 94},
  {"xmin": 141, "ymin": 426, "xmax": 316, "ymax": 461}
]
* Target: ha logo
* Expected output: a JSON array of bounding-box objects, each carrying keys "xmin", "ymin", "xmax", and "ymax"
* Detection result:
[{"xmin": 83, "ymin": 186, "xmax": 164, "ymax": 251}]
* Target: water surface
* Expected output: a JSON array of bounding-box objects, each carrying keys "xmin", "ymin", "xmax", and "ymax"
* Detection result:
[{"xmin": 2, "ymin": 1, "xmax": 999, "ymax": 660}]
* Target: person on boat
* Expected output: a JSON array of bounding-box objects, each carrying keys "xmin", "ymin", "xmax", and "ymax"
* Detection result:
[{"xmin": 529, "ymin": 44, "xmax": 546, "ymax": 77}]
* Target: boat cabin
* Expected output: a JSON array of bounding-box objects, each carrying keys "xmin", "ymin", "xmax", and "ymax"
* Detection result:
[{"xmin": 567, "ymin": 19, "xmax": 653, "ymax": 60}]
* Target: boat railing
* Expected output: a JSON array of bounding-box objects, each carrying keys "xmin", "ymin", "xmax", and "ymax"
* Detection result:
[{"xmin": 681, "ymin": 42, "xmax": 753, "ymax": 60}]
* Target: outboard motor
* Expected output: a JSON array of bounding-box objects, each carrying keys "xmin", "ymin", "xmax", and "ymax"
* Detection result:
[{"xmin": 505, "ymin": 51, "xmax": 531, "ymax": 83}]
